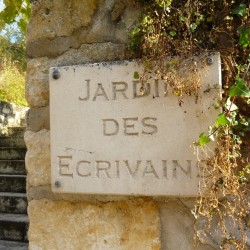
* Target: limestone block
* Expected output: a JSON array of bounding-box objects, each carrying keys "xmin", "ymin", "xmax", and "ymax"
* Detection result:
[
  {"xmin": 28, "ymin": 199, "xmax": 160, "ymax": 250},
  {"xmin": 24, "ymin": 129, "xmax": 50, "ymax": 187},
  {"xmin": 26, "ymin": 0, "xmax": 139, "ymax": 58},
  {"xmin": 114, "ymin": 4, "xmax": 140, "ymax": 43},
  {"xmin": 159, "ymin": 200, "xmax": 217, "ymax": 250},
  {"xmin": 111, "ymin": 2, "xmax": 126, "ymax": 22},
  {"xmin": 196, "ymin": 209, "xmax": 250, "ymax": 249},
  {"xmin": 26, "ymin": 58, "xmax": 50, "ymax": 107},
  {"xmin": 26, "ymin": 106, "xmax": 50, "ymax": 132},
  {"xmin": 67, "ymin": 43, "xmax": 132, "ymax": 64},
  {"xmin": 27, "ymin": 0, "xmax": 98, "ymax": 43},
  {"xmin": 27, "ymin": 185, "xmax": 138, "ymax": 203},
  {"xmin": 27, "ymin": 37, "xmax": 73, "ymax": 59}
]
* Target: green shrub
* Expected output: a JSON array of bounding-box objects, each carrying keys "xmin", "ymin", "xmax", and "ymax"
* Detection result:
[{"xmin": 0, "ymin": 59, "xmax": 27, "ymax": 106}]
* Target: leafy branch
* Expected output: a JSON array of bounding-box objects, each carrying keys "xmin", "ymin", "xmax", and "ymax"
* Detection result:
[{"xmin": 0, "ymin": 0, "xmax": 31, "ymax": 33}]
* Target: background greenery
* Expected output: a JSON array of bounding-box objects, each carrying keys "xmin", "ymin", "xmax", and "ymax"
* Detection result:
[{"xmin": 0, "ymin": 0, "xmax": 29, "ymax": 106}]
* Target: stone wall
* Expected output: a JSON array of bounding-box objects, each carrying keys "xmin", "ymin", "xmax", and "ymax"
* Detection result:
[
  {"xmin": 25, "ymin": 1, "xmax": 218, "ymax": 249},
  {"xmin": 0, "ymin": 101, "xmax": 28, "ymax": 135}
]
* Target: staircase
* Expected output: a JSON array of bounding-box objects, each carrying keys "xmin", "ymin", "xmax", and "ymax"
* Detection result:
[{"xmin": 0, "ymin": 127, "xmax": 28, "ymax": 249}]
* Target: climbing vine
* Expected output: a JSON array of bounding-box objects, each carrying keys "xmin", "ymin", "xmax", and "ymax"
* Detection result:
[{"xmin": 129, "ymin": 0, "xmax": 250, "ymax": 249}]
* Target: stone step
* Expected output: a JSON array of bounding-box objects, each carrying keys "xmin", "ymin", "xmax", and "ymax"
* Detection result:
[
  {"xmin": 0, "ymin": 136, "xmax": 26, "ymax": 148},
  {"xmin": 0, "ymin": 175, "xmax": 26, "ymax": 193},
  {"xmin": 0, "ymin": 240, "xmax": 28, "ymax": 250},
  {"xmin": 0, "ymin": 193, "xmax": 27, "ymax": 214},
  {"xmin": 0, "ymin": 160, "xmax": 26, "ymax": 175},
  {"xmin": 7, "ymin": 127, "xmax": 26, "ymax": 137},
  {"xmin": 0, "ymin": 148, "xmax": 26, "ymax": 160},
  {"xmin": 0, "ymin": 213, "xmax": 28, "ymax": 242}
]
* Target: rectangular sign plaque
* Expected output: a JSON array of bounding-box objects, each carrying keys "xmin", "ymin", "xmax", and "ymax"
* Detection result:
[{"xmin": 50, "ymin": 53, "xmax": 221, "ymax": 196}]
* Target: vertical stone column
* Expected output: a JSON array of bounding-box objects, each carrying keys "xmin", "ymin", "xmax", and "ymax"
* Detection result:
[
  {"xmin": 25, "ymin": 1, "xmax": 218, "ymax": 249},
  {"xmin": 24, "ymin": 1, "xmax": 161, "ymax": 249}
]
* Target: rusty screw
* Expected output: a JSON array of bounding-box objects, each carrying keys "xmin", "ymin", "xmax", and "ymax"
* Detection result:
[
  {"xmin": 54, "ymin": 181, "xmax": 61, "ymax": 188},
  {"xmin": 52, "ymin": 69, "xmax": 60, "ymax": 80},
  {"xmin": 207, "ymin": 57, "xmax": 213, "ymax": 65}
]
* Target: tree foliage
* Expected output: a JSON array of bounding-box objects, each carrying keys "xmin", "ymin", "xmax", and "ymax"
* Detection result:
[
  {"xmin": 0, "ymin": 1, "xmax": 28, "ymax": 106},
  {"xmin": 0, "ymin": 26, "xmax": 26, "ymax": 71},
  {"xmin": 0, "ymin": 0, "xmax": 30, "ymax": 33}
]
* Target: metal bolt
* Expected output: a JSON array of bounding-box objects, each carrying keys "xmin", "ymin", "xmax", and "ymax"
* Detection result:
[
  {"xmin": 206, "ymin": 57, "xmax": 213, "ymax": 65},
  {"xmin": 54, "ymin": 181, "xmax": 61, "ymax": 188},
  {"xmin": 52, "ymin": 69, "xmax": 60, "ymax": 80}
]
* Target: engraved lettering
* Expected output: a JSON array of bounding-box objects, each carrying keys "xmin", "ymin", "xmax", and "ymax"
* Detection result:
[
  {"xmin": 96, "ymin": 161, "xmax": 111, "ymax": 178},
  {"xmin": 172, "ymin": 160, "xmax": 191, "ymax": 178},
  {"xmin": 79, "ymin": 79, "xmax": 90, "ymax": 101},
  {"xmin": 76, "ymin": 161, "xmax": 91, "ymax": 177},
  {"xmin": 77, "ymin": 79, "xmax": 171, "ymax": 102},
  {"xmin": 124, "ymin": 160, "xmax": 141, "ymax": 177},
  {"xmin": 142, "ymin": 117, "xmax": 158, "ymax": 135},
  {"xmin": 58, "ymin": 156, "xmax": 73, "ymax": 177},
  {"xmin": 123, "ymin": 117, "xmax": 139, "ymax": 136},
  {"xmin": 112, "ymin": 82, "xmax": 128, "ymax": 100},
  {"xmin": 68, "ymin": 159, "xmax": 199, "ymax": 180},
  {"xmin": 102, "ymin": 119, "xmax": 119, "ymax": 136},
  {"xmin": 143, "ymin": 160, "xmax": 159, "ymax": 178},
  {"xmin": 115, "ymin": 160, "xmax": 120, "ymax": 178},
  {"xmin": 133, "ymin": 80, "xmax": 151, "ymax": 98},
  {"xmin": 162, "ymin": 160, "xmax": 168, "ymax": 178},
  {"xmin": 93, "ymin": 83, "xmax": 109, "ymax": 101},
  {"xmin": 154, "ymin": 79, "xmax": 160, "ymax": 97}
]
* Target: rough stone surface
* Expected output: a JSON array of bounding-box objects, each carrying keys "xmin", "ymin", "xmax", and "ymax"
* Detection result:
[
  {"xmin": 26, "ymin": 106, "xmax": 50, "ymax": 132},
  {"xmin": 28, "ymin": 199, "xmax": 160, "ymax": 250},
  {"xmin": 159, "ymin": 200, "xmax": 217, "ymax": 250},
  {"xmin": 25, "ymin": 58, "xmax": 49, "ymax": 107},
  {"xmin": 24, "ymin": 129, "xmax": 50, "ymax": 187},
  {"xmin": 111, "ymin": 2, "xmax": 126, "ymax": 22},
  {"xmin": 28, "ymin": 185, "xmax": 135, "ymax": 203},
  {"xmin": 27, "ymin": 0, "xmax": 98, "ymax": 43},
  {"xmin": 26, "ymin": 0, "xmax": 139, "ymax": 58},
  {"xmin": 0, "ymin": 240, "xmax": 28, "ymax": 250},
  {"xmin": 0, "ymin": 101, "xmax": 28, "ymax": 135},
  {"xmin": 27, "ymin": 37, "xmax": 73, "ymax": 59},
  {"xmin": 196, "ymin": 209, "xmax": 250, "ymax": 249}
]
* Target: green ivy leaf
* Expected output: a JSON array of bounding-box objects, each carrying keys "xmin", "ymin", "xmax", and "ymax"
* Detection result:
[
  {"xmin": 239, "ymin": 27, "xmax": 250, "ymax": 48},
  {"xmin": 233, "ymin": 4, "xmax": 248, "ymax": 17},
  {"xmin": 133, "ymin": 71, "xmax": 140, "ymax": 79},
  {"xmin": 215, "ymin": 113, "xmax": 230, "ymax": 127},
  {"xmin": 197, "ymin": 133, "xmax": 211, "ymax": 146},
  {"xmin": 189, "ymin": 23, "xmax": 197, "ymax": 32},
  {"xmin": 179, "ymin": 16, "xmax": 187, "ymax": 22},
  {"xmin": 169, "ymin": 30, "xmax": 176, "ymax": 37},
  {"xmin": 229, "ymin": 78, "xmax": 250, "ymax": 97}
]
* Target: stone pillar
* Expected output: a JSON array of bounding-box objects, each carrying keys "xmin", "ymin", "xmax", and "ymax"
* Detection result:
[{"xmin": 25, "ymin": 1, "xmax": 217, "ymax": 249}]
